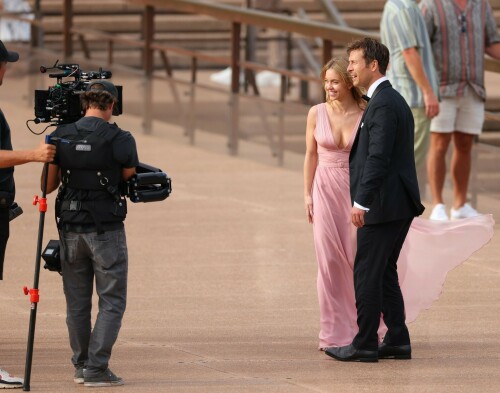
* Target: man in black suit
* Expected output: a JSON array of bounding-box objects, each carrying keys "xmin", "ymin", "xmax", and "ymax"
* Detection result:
[{"xmin": 325, "ymin": 38, "xmax": 425, "ymax": 362}]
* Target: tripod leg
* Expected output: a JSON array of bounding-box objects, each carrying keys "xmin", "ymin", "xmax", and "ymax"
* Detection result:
[{"xmin": 23, "ymin": 163, "xmax": 49, "ymax": 391}]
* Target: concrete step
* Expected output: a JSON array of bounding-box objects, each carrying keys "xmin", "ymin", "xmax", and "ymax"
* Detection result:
[
  {"xmin": 33, "ymin": 0, "xmax": 500, "ymax": 49},
  {"xmin": 485, "ymin": 97, "xmax": 500, "ymax": 131},
  {"xmin": 486, "ymin": 96, "xmax": 500, "ymax": 111}
]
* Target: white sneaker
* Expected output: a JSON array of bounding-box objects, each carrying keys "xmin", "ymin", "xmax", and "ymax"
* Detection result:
[
  {"xmin": 450, "ymin": 203, "xmax": 479, "ymax": 219},
  {"xmin": 0, "ymin": 368, "xmax": 23, "ymax": 389},
  {"xmin": 430, "ymin": 203, "xmax": 449, "ymax": 221}
]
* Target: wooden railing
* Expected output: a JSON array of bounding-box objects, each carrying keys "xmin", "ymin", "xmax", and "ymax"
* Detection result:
[
  {"xmin": 63, "ymin": 0, "xmax": 377, "ymax": 89},
  {"xmin": 60, "ymin": 1, "xmax": 500, "ymax": 106},
  {"xmin": 4, "ymin": 1, "xmax": 500, "ymax": 149},
  {"xmin": 57, "ymin": 0, "xmax": 383, "ymax": 157}
]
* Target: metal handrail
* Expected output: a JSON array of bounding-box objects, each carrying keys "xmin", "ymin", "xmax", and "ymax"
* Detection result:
[
  {"xmin": 316, "ymin": 0, "xmax": 348, "ymax": 27},
  {"xmin": 124, "ymin": 0, "xmax": 500, "ymax": 77},
  {"xmin": 127, "ymin": 0, "xmax": 375, "ymax": 42}
]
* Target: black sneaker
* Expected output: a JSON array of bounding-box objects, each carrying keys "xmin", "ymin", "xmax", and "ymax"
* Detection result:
[
  {"xmin": 74, "ymin": 367, "xmax": 85, "ymax": 384},
  {"xmin": 84, "ymin": 368, "xmax": 124, "ymax": 387}
]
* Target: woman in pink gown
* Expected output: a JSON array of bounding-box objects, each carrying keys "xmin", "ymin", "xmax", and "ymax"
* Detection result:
[{"xmin": 304, "ymin": 58, "xmax": 494, "ymax": 350}]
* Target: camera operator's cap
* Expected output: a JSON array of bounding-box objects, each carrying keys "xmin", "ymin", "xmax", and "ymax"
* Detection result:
[
  {"xmin": 0, "ymin": 40, "xmax": 19, "ymax": 62},
  {"xmin": 87, "ymin": 80, "xmax": 118, "ymax": 99}
]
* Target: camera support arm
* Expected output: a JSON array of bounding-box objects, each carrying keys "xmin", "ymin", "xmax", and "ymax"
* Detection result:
[{"xmin": 123, "ymin": 162, "xmax": 172, "ymax": 203}]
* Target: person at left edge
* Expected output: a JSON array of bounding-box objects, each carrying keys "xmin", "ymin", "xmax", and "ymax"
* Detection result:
[
  {"xmin": 42, "ymin": 80, "xmax": 138, "ymax": 387},
  {"xmin": 0, "ymin": 39, "xmax": 55, "ymax": 389}
]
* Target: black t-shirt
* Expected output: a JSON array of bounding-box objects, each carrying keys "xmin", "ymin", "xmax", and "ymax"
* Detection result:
[
  {"xmin": 52, "ymin": 116, "xmax": 139, "ymax": 169},
  {"xmin": 0, "ymin": 109, "xmax": 15, "ymax": 199},
  {"xmin": 51, "ymin": 116, "xmax": 139, "ymax": 228}
]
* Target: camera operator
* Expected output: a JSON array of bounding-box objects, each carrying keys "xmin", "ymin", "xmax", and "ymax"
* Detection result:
[
  {"xmin": 0, "ymin": 40, "xmax": 55, "ymax": 389},
  {"xmin": 42, "ymin": 80, "xmax": 138, "ymax": 387}
]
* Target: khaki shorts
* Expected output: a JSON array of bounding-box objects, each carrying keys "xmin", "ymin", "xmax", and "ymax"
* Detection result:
[
  {"xmin": 430, "ymin": 90, "xmax": 485, "ymax": 135},
  {"xmin": 411, "ymin": 107, "xmax": 431, "ymax": 169}
]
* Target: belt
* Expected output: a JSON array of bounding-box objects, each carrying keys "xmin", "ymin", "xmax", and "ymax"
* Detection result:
[
  {"xmin": 318, "ymin": 161, "xmax": 348, "ymax": 168},
  {"xmin": 61, "ymin": 221, "xmax": 123, "ymax": 234},
  {"xmin": 60, "ymin": 199, "xmax": 115, "ymax": 211}
]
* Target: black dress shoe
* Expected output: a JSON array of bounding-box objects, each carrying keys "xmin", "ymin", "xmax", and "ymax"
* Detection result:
[
  {"xmin": 324, "ymin": 344, "xmax": 378, "ymax": 362},
  {"xmin": 378, "ymin": 343, "xmax": 411, "ymax": 359}
]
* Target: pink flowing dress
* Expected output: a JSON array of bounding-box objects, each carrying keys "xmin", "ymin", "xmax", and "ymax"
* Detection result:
[{"xmin": 311, "ymin": 103, "xmax": 495, "ymax": 349}]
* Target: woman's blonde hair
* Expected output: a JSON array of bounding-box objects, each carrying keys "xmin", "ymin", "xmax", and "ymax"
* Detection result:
[{"xmin": 320, "ymin": 57, "xmax": 364, "ymax": 105}]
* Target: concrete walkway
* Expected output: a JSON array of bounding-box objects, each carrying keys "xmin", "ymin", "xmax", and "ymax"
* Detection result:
[{"xmin": 0, "ymin": 49, "xmax": 499, "ymax": 393}]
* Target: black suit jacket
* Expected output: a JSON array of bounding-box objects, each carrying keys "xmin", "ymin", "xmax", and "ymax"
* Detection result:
[{"xmin": 349, "ymin": 80, "xmax": 425, "ymax": 225}]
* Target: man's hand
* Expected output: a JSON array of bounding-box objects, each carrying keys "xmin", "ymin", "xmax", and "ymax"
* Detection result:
[
  {"xmin": 33, "ymin": 141, "xmax": 56, "ymax": 163},
  {"xmin": 423, "ymin": 90, "xmax": 439, "ymax": 119},
  {"xmin": 351, "ymin": 206, "xmax": 366, "ymax": 228}
]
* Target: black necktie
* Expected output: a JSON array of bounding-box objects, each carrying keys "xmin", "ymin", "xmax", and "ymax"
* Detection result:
[{"xmin": 362, "ymin": 94, "xmax": 370, "ymax": 102}]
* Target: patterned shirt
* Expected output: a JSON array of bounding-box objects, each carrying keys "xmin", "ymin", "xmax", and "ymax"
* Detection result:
[
  {"xmin": 381, "ymin": 0, "xmax": 439, "ymax": 108},
  {"xmin": 420, "ymin": 0, "xmax": 500, "ymax": 100}
]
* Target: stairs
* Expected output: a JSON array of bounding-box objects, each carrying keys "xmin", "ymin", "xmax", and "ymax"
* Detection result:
[
  {"xmin": 19, "ymin": 0, "xmax": 500, "ymax": 136},
  {"xmin": 34, "ymin": 0, "xmax": 387, "ymax": 56}
]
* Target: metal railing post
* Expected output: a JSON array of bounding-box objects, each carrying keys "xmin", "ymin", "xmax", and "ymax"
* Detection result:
[
  {"xmin": 31, "ymin": 0, "xmax": 43, "ymax": 48},
  {"xmin": 143, "ymin": 6, "xmax": 155, "ymax": 134},
  {"xmin": 278, "ymin": 75, "xmax": 287, "ymax": 166},
  {"xmin": 229, "ymin": 22, "xmax": 241, "ymax": 155},
  {"xmin": 143, "ymin": 6, "xmax": 154, "ymax": 76},
  {"xmin": 185, "ymin": 57, "xmax": 198, "ymax": 144},
  {"xmin": 322, "ymin": 39, "xmax": 333, "ymax": 65},
  {"xmin": 63, "ymin": 0, "xmax": 73, "ymax": 58}
]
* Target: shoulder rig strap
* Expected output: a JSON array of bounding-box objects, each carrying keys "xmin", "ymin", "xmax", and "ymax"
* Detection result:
[
  {"xmin": 55, "ymin": 123, "xmax": 79, "ymax": 138},
  {"xmin": 92, "ymin": 121, "xmax": 122, "ymax": 142}
]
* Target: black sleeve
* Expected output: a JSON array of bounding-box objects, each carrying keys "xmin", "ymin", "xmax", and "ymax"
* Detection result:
[{"xmin": 113, "ymin": 130, "xmax": 139, "ymax": 168}]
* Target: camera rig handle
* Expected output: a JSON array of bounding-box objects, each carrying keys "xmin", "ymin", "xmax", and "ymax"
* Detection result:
[{"xmin": 124, "ymin": 162, "xmax": 172, "ymax": 203}]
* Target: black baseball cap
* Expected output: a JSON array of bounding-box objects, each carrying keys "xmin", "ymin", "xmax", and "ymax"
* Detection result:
[
  {"xmin": 87, "ymin": 80, "xmax": 120, "ymax": 115},
  {"xmin": 87, "ymin": 80, "xmax": 118, "ymax": 99},
  {"xmin": 0, "ymin": 40, "xmax": 19, "ymax": 62}
]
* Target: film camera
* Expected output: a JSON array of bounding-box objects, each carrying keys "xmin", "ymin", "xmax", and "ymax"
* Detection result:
[{"xmin": 33, "ymin": 60, "xmax": 122, "ymax": 125}]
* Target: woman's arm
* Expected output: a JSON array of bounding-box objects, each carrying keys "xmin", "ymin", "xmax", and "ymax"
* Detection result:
[{"xmin": 303, "ymin": 106, "xmax": 318, "ymax": 224}]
